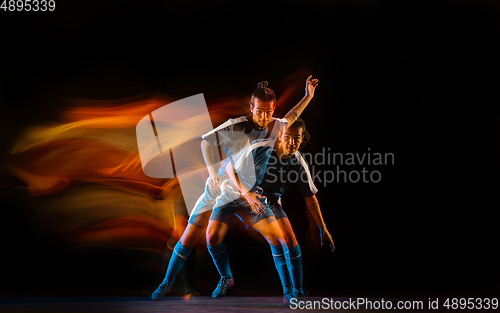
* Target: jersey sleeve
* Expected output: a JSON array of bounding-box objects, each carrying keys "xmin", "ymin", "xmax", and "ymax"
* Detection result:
[
  {"xmin": 275, "ymin": 117, "xmax": 288, "ymax": 128},
  {"xmin": 268, "ymin": 117, "xmax": 288, "ymax": 141},
  {"xmin": 201, "ymin": 116, "xmax": 248, "ymax": 146},
  {"xmin": 232, "ymin": 141, "xmax": 274, "ymax": 193},
  {"xmin": 201, "ymin": 121, "xmax": 233, "ymax": 146},
  {"xmin": 294, "ymin": 152, "xmax": 318, "ymax": 197}
]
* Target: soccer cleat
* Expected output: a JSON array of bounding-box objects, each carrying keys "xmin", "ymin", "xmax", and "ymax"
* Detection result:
[
  {"xmin": 151, "ymin": 280, "xmax": 172, "ymax": 300},
  {"xmin": 283, "ymin": 292, "xmax": 294, "ymax": 306},
  {"xmin": 212, "ymin": 277, "xmax": 234, "ymax": 298},
  {"xmin": 294, "ymin": 289, "xmax": 308, "ymax": 301}
]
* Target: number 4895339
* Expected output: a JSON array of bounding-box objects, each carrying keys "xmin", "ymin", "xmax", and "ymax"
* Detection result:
[{"xmin": 1, "ymin": 0, "xmax": 55, "ymax": 11}]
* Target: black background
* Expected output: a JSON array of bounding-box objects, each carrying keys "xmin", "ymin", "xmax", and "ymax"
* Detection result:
[{"xmin": 0, "ymin": 0, "xmax": 499, "ymax": 298}]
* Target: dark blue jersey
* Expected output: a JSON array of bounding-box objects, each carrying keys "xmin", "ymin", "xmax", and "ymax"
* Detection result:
[
  {"xmin": 232, "ymin": 140, "xmax": 318, "ymax": 204},
  {"xmin": 201, "ymin": 116, "xmax": 287, "ymax": 174}
]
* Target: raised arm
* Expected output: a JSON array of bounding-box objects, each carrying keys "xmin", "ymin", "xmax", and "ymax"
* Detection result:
[
  {"xmin": 283, "ymin": 75, "xmax": 319, "ymax": 127},
  {"xmin": 304, "ymin": 195, "xmax": 334, "ymax": 251}
]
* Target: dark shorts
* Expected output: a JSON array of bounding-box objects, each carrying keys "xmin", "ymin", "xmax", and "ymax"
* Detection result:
[
  {"xmin": 269, "ymin": 202, "xmax": 288, "ymax": 220},
  {"xmin": 209, "ymin": 198, "xmax": 275, "ymax": 227}
]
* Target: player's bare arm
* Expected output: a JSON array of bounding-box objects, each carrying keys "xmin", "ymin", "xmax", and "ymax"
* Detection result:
[
  {"xmin": 284, "ymin": 75, "xmax": 319, "ymax": 126},
  {"xmin": 305, "ymin": 195, "xmax": 334, "ymax": 251}
]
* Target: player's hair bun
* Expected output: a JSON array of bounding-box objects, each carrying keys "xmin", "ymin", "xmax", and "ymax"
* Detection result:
[
  {"xmin": 257, "ymin": 81, "xmax": 269, "ymax": 89},
  {"xmin": 250, "ymin": 80, "xmax": 276, "ymax": 110}
]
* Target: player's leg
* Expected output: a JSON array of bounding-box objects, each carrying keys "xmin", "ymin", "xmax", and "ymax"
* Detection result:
[
  {"xmin": 277, "ymin": 217, "xmax": 304, "ymax": 297},
  {"xmin": 206, "ymin": 208, "xmax": 235, "ymax": 298},
  {"xmin": 276, "ymin": 217, "xmax": 298, "ymax": 248},
  {"xmin": 151, "ymin": 175, "xmax": 222, "ymax": 300},
  {"xmin": 151, "ymin": 210, "xmax": 211, "ymax": 300},
  {"xmin": 271, "ymin": 202, "xmax": 304, "ymax": 298},
  {"xmin": 165, "ymin": 212, "xmax": 211, "ymax": 281},
  {"xmin": 252, "ymin": 215, "xmax": 283, "ymax": 245},
  {"xmin": 206, "ymin": 219, "xmax": 232, "ymax": 278},
  {"xmin": 169, "ymin": 186, "xmax": 198, "ymax": 296},
  {"xmin": 251, "ymin": 215, "xmax": 295, "ymax": 302}
]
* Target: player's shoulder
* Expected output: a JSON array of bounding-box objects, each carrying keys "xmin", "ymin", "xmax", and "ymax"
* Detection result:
[
  {"xmin": 215, "ymin": 116, "xmax": 249, "ymax": 130},
  {"xmin": 202, "ymin": 116, "xmax": 249, "ymax": 139},
  {"xmin": 227, "ymin": 116, "xmax": 250, "ymax": 131},
  {"xmin": 293, "ymin": 150, "xmax": 312, "ymax": 168},
  {"xmin": 228, "ymin": 116, "xmax": 249, "ymax": 124},
  {"xmin": 238, "ymin": 139, "xmax": 274, "ymax": 162},
  {"xmin": 248, "ymin": 139, "xmax": 275, "ymax": 153}
]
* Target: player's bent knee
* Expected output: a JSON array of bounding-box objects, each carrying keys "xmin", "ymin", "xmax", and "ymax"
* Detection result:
[
  {"xmin": 206, "ymin": 233, "xmax": 222, "ymax": 248},
  {"xmin": 206, "ymin": 225, "xmax": 223, "ymax": 248},
  {"xmin": 284, "ymin": 235, "xmax": 298, "ymax": 248},
  {"xmin": 180, "ymin": 223, "xmax": 205, "ymax": 247},
  {"xmin": 262, "ymin": 235, "xmax": 281, "ymax": 246},
  {"xmin": 260, "ymin": 229, "xmax": 284, "ymax": 246},
  {"xmin": 282, "ymin": 230, "xmax": 297, "ymax": 247}
]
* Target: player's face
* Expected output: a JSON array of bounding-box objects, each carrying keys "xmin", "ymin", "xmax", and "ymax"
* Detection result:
[
  {"xmin": 279, "ymin": 127, "xmax": 303, "ymax": 156},
  {"xmin": 251, "ymin": 99, "xmax": 275, "ymax": 129}
]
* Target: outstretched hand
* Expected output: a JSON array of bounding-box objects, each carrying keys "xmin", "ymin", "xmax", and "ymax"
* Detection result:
[
  {"xmin": 320, "ymin": 227, "xmax": 335, "ymax": 252},
  {"xmin": 305, "ymin": 75, "xmax": 319, "ymax": 97},
  {"xmin": 208, "ymin": 172, "xmax": 222, "ymax": 189}
]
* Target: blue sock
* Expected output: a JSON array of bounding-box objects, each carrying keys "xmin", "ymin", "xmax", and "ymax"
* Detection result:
[
  {"xmin": 207, "ymin": 241, "xmax": 232, "ymax": 278},
  {"xmin": 285, "ymin": 244, "xmax": 303, "ymax": 293},
  {"xmin": 164, "ymin": 241, "xmax": 193, "ymax": 284},
  {"xmin": 270, "ymin": 244, "xmax": 292, "ymax": 295}
]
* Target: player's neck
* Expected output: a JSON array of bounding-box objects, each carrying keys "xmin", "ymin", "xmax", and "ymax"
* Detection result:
[{"xmin": 275, "ymin": 143, "xmax": 293, "ymax": 159}]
